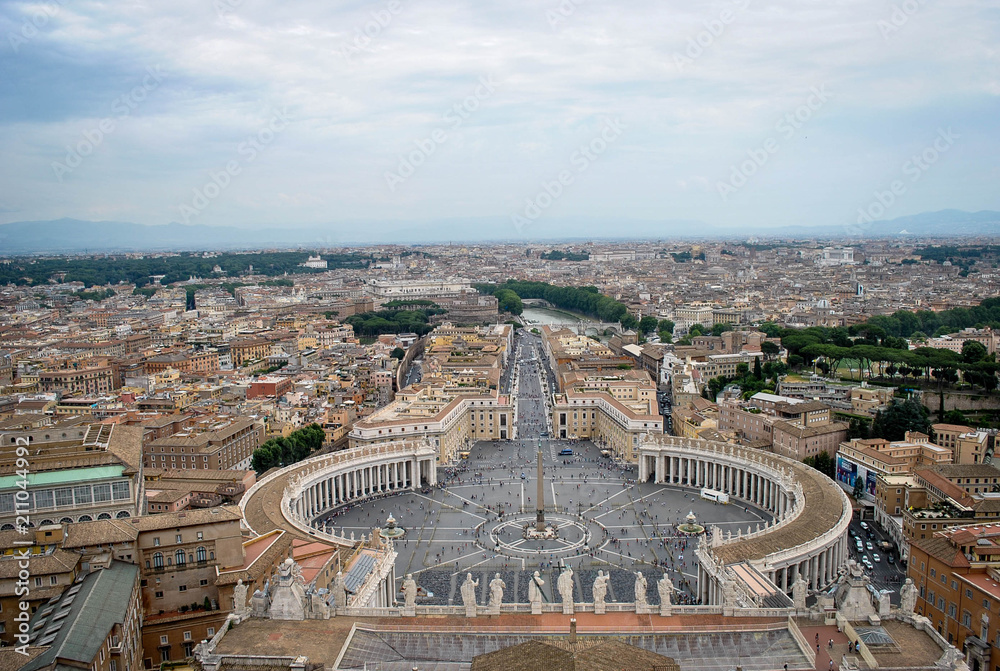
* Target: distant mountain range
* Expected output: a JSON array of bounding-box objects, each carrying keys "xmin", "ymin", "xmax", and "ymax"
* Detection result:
[{"xmin": 0, "ymin": 210, "xmax": 997, "ymax": 254}]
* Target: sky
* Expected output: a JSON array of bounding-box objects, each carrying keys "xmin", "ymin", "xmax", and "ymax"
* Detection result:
[{"xmin": 0, "ymin": 0, "xmax": 998, "ymax": 242}]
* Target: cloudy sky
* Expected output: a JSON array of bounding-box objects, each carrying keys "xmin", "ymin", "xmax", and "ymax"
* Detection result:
[{"xmin": 0, "ymin": 0, "xmax": 998, "ymax": 240}]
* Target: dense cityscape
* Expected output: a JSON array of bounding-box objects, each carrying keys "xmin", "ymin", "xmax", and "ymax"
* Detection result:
[{"xmin": 0, "ymin": 239, "xmax": 999, "ymax": 670}]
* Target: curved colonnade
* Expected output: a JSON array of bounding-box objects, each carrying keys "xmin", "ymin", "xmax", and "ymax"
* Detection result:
[
  {"xmin": 240, "ymin": 439, "xmax": 438, "ymax": 545},
  {"xmin": 638, "ymin": 436, "xmax": 851, "ymax": 605},
  {"xmin": 242, "ymin": 435, "xmax": 851, "ymax": 607}
]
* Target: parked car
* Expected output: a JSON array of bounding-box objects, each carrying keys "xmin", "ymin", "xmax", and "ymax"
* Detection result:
[{"xmin": 872, "ymin": 553, "xmax": 881, "ymax": 563}]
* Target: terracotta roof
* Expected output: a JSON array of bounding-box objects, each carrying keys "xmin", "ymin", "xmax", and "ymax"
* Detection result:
[
  {"xmin": 62, "ymin": 519, "xmax": 139, "ymax": 548},
  {"xmin": 125, "ymin": 504, "xmax": 242, "ymax": 531}
]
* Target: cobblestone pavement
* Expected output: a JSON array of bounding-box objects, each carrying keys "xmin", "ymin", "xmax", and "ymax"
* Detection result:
[{"xmin": 319, "ymin": 438, "xmax": 772, "ymax": 606}]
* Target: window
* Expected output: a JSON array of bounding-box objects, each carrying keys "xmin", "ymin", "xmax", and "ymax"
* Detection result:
[
  {"xmin": 206, "ymin": 627, "xmax": 215, "ymax": 637},
  {"xmin": 179, "ymin": 585, "xmax": 187, "ymax": 592},
  {"xmin": 159, "ymin": 636, "xmax": 169, "ymax": 645},
  {"xmin": 153, "ymin": 537, "xmax": 161, "ymax": 547},
  {"xmin": 34, "ymin": 577, "xmax": 42, "ymax": 587},
  {"xmin": 110, "ymin": 661, "xmax": 117, "ymax": 671},
  {"xmin": 155, "ymin": 591, "xmax": 163, "ymax": 598},
  {"xmin": 93, "ymin": 484, "xmax": 111, "ymax": 502},
  {"xmin": 962, "ymin": 610, "xmax": 972, "ymax": 627},
  {"xmin": 74, "ymin": 485, "xmax": 92, "ymax": 505},
  {"xmin": 49, "ymin": 576, "xmax": 58, "ymax": 585},
  {"xmin": 196, "ymin": 547, "xmax": 207, "ymax": 562},
  {"xmin": 175, "ymin": 534, "xmax": 183, "ymax": 544},
  {"xmin": 196, "ymin": 532, "xmax": 204, "ymax": 540},
  {"xmin": 175, "ymin": 550, "xmax": 186, "ymax": 566},
  {"xmin": 200, "ymin": 579, "xmax": 208, "ymax": 586},
  {"xmin": 967, "ymin": 589, "xmax": 974, "ymax": 599},
  {"xmin": 183, "ymin": 631, "xmax": 192, "ymax": 641},
  {"xmin": 112, "ymin": 482, "xmax": 130, "ymax": 500},
  {"xmin": 949, "ymin": 603, "xmax": 957, "ymax": 619},
  {"xmin": 152, "ymin": 552, "xmax": 163, "ymax": 568}
]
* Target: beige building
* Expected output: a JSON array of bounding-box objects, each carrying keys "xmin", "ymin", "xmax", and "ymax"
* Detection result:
[
  {"xmin": 144, "ymin": 415, "xmax": 263, "ymax": 471},
  {"xmin": 133, "ymin": 506, "xmax": 245, "ymax": 664}
]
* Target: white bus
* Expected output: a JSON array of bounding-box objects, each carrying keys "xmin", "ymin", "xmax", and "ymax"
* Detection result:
[{"xmin": 700, "ymin": 488, "xmax": 729, "ymax": 504}]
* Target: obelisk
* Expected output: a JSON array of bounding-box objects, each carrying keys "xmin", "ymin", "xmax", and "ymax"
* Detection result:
[{"xmin": 535, "ymin": 443, "xmax": 546, "ymax": 531}]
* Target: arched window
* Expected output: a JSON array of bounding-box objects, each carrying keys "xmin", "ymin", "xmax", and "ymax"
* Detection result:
[
  {"xmin": 60, "ymin": 517, "xmax": 73, "ymax": 524},
  {"xmin": 116, "ymin": 511, "xmax": 131, "ymax": 519},
  {"xmin": 175, "ymin": 549, "xmax": 186, "ymax": 566},
  {"xmin": 78, "ymin": 515, "xmax": 92, "ymax": 522},
  {"xmin": 153, "ymin": 552, "xmax": 164, "ymax": 568},
  {"xmin": 196, "ymin": 546, "xmax": 207, "ymax": 562},
  {"xmin": 97, "ymin": 513, "xmax": 112, "ymax": 520}
]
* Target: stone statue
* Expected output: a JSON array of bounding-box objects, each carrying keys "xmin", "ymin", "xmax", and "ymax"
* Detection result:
[
  {"xmin": 528, "ymin": 571, "xmax": 545, "ymax": 612},
  {"xmin": 233, "ymin": 579, "xmax": 248, "ymax": 617},
  {"xmin": 489, "ymin": 573, "xmax": 506, "ymax": 609},
  {"xmin": 634, "ymin": 571, "xmax": 648, "ymax": 611},
  {"xmin": 592, "ymin": 570, "xmax": 609, "ymax": 607},
  {"xmin": 461, "ymin": 573, "xmax": 479, "ymax": 615},
  {"xmin": 401, "ymin": 573, "xmax": 417, "ymax": 610},
  {"xmin": 792, "ymin": 575, "xmax": 807, "ymax": 611},
  {"xmin": 900, "ymin": 577, "xmax": 917, "ymax": 617},
  {"xmin": 657, "ymin": 574, "xmax": 673, "ymax": 608},
  {"xmin": 332, "ymin": 571, "xmax": 348, "ymax": 609},
  {"xmin": 557, "ymin": 567, "xmax": 575, "ymax": 614}
]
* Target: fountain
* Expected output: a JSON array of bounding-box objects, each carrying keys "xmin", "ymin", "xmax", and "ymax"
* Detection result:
[
  {"xmin": 381, "ymin": 513, "xmax": 406, "ymax": 540},
  {"xmin": 677, "ymin": 510, "xmax": 705, "ymax": 536}
]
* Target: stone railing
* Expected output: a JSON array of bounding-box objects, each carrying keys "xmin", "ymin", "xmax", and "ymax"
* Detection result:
[
  {"xmin": 787, "ymin": 615, "xmax": 816, "ymax": 668},
  {"xmin": 334, "ymin": 603, "xmax": 798, "ymax": 618}
]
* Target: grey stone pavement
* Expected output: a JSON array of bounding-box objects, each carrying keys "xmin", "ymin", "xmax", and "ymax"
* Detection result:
[{"xmin": 319, "ymin": 329, "xmax": 772, "ymax": 607}]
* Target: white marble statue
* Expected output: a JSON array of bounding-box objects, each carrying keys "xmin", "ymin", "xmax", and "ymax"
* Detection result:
[
  {"xmin": 528, "ymin": 571, "xmax": 545, "ymax": 609},
  {"xmin": 557, "ymin": 567, "xmax": 575, "ymax": 613},
  {"xmin": 489, "ymin": 573, "xmax": 506, "ymax": 608},
  {"xmin": 461, "ymin": 573, "xmax": 479, "ymax": 611},
  {"xmin": 900, "ymin": 577, "xmax": 917, "ymax": 617},
  {"xmin": 792, "ymin": 575, "xmax": 807, "ymax": 611},
  {"xmin": 233, "ymin": 579, "xmax": 248, "ymax": 617},
  {"xmin": 657, "ymin": 573, "xmax": 673, "ymax": 608},
  {"xmin": 634, "ymin": 571, "xmax": 648, "ymax": 611},
  {"xmin": 332, "ymin": 571, "xmax": 348, "ymax": 609},
  {"xmin": 592, "ymin": 570, "xmax": 609, "ymax": 607},
  {"xmin": 401, "ymin": 573, "xmax": 417, "ymax": 610}
]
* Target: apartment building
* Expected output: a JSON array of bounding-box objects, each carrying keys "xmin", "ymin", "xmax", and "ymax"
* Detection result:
[
  {"xmin": 0, "ymin": 526, "xmax": 82, "ymax": 647},
  {"xmin": 718, "ymin": 392, "xmax": 847, "ymax": 458},
  {"xmin": 350, "ymin": 382, "xmax": 513, "ymax": 461},
  {"xmin": 38, "ymin": 366, "xmax": 115, "ymax": 395},
  {"xmin": 133, "ymin": 506, "xmax": 245, "ymax": 664},
  {"xmin": 144, "ymin": 415, "xmax": 263, "ymax": 471},
  {"xmin": 902, "ymin": 465, "xmax": 1000, "ymax": 552},
  {"xmin": 909, "ymin": 523, "xmax": 1000, "ymax": 666},
  {"xmin": 229, "ymin": 338, "xmax": 271, "ymax": 367},
  {"xmin": 550, "ymin": 369, "xmax": 663, "ymax": 462}
]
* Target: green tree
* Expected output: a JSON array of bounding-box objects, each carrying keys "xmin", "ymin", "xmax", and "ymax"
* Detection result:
[
  {"xmin": 870, "ymin": 398, "xmax": 931, "ymax": 440},
  {"xmin": 688, "ymin": 324, "xmax": 705, "ymax": 337},
  {"xmin": 658, "ymin": 319, "xmax": 675, "ymax": 335},
  {"xmin": 638, "ymin": 315, "xmax": 659, "ymax": 335},
  {"xmin": 942, "ymin": 409, "xmax": 970, "ymax": 426},
  {"xmin": 390, "ymin": 347, "xmax": 406, "ymax": 360},
  {"xmin": 760, "ymin": 341, "xmax": 780, "ymax": 359},
  {"xmin": 711, "ymin": 323, "xmax": 733, "ymax": 336},
  {"xmin": 962, "ymin": 340, "xmax": 988, "ymax": 364}
]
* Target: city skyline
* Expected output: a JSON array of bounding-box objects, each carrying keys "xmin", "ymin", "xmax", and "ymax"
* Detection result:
[{"xmin": 1, "ymin": 0, "xmax": 999, "ymax": 243}]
